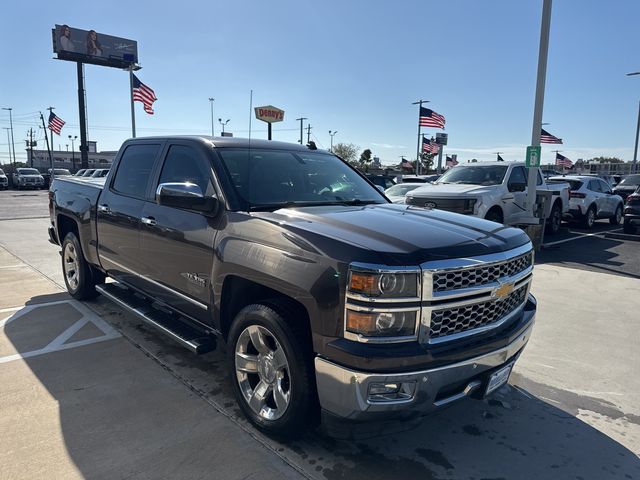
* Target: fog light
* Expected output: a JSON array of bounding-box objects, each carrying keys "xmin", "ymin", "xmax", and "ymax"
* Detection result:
[
  {"xmin": 367, "ymin": 381, "xmax": 417, "ymax": 403},
  {"xmin": 369, "ymin": 383, "xmax": 401, "ymax": 396}
]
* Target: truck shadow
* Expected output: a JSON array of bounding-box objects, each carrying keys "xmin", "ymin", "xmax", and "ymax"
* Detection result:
[{"xmin": 3, "ymin": 296, "xmax": 640, "ymax": 480}]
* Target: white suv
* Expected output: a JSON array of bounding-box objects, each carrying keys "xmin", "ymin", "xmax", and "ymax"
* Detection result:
[{"xmin": 549, "ymin": 175, "xmax": 624, "ymax": 228}]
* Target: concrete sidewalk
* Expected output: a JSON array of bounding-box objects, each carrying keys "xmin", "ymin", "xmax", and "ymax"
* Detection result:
[{"xmin": 0, "ymin": 245, "xmax": 304, "ymax": 480}]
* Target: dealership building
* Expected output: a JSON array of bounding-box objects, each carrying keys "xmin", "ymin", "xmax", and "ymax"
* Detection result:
[{"xmin": 29, "ymin": 141, "xmax": 117, "ymax": 172}]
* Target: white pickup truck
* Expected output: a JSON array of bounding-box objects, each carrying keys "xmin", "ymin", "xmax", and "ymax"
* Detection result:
[{"xmin": 405, "ymin": 162, "xmax": 570, "ymax": 234}]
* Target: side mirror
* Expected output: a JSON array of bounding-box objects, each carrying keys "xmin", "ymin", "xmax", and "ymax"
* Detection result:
[
  {"xmin": 508, "ymin": 182, "xmax": 527, "ymax": 192},
  {"xmin": 156, "ymin": 182, "xmax": 219, "ymax": 214}
]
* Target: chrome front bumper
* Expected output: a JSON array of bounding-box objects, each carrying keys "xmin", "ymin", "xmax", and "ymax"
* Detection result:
[{"xmin": 315, "ymin": 316, "xmax": 534, "ymax": 421}]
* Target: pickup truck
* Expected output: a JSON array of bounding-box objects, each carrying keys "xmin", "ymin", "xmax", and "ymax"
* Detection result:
[
  {"xmin": 405, "ymin": 162, "xmax": 570, "ymax": 234},
  {"xmin": 49, "ymin": 136, "xmax": 536, "ymax": 437},
  {"xmin": 13, "ymin": 167, "xmax": 45, "ymax": 190}
]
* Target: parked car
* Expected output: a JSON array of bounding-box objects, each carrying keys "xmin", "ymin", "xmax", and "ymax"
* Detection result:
[
  {"xmin": 406, "ymin": 162, "xmax": 570, "ymax": 234},
  {"xmin": 623, "ymin": 185, "xmax": 640, "ymax": 234},
  {"xmin": 43, "ymin": 169, "xmax": 72, "ymax": 189},
  {"xmin": 549, "ymin": 175, "xmax": 624, "ymax": 228},
  {"xmin": 91, "ymin": 168, "xmax": 110, "ymax": 178},
  {"xmin": 540, "ymin": 168, "xmax": 562, "ymax": 179},
  {"xmin": 12, "ymin": 167, "xmax": 45, "ymax": 190},
  {"xmin": 365, "ymin": 174, "xmax": 396, "ymax": 190},
  {"xmin": 49, "ymin": 136, "xmax": 536, "ymax": 437},
  {"xmin": 576, "ymin": 173, "xmax": 618, "ymax": 188},
  {"xmin": 401, "ymin": 174, "xmax": 440, "ymax": 183},
  {"xmin": 81, "ymin": 169, "xmax": 96, "ymax": 177},
  {"xmin": 384, "ymin": 182, "xmax": 422, "ymax": 203},
  {"xmin": 74, "ymin": 169, "xmax": 87, "ymax": 176},
  {"xmin": 0, "ymin": 168, "xmax": 8, "ymax": 190},
  {"xmin": 613, "ymin": 174, "xmax": 640, "ymax": 200}
]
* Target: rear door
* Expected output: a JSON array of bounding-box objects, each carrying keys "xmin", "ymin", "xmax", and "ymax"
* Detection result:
[
  {"xmin": 96, "ymin": 142, "xmax": 163, "ymax": 288},
  {"xmin": 138, "ymin": 142, "xmax": 220, "ymax": 323},
  {"xmin": 587, "ymin": 180, "xmax": 608, "ymax": 216}
]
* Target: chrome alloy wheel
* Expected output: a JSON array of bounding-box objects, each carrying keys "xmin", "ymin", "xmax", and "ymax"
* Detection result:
[
  {"xmin": 63, "ymin": 242, "xmax": 80, "ymax": 290},
  {"xmin": 235, "ymin": 325, "xmax": 291, "ymax": 421}
]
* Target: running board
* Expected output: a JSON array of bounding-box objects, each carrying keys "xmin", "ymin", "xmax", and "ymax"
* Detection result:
[{"xmin": 96, "ymin": 283, "xmax": 216, "ymax": 355}]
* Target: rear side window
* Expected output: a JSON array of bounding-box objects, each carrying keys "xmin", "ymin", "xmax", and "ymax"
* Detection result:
[
  {"xmin": 588, "ymin": 180, "xmax": 602, "ymax": 193},
  {"xmin": 157, "ymin": 145, "xmax": 215, "ymax": 196},
  {"xmin": 112, "ymin": 144, "xmax": 160, "ymax": 198}
]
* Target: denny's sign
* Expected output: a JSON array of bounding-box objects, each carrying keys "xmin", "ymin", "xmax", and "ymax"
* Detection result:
[{"xmin": 255, "ymin": 105, "xmax": 285, "ymax": 123}]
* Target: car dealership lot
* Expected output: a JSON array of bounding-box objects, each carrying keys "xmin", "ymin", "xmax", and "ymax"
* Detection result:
[{"xmin": 0, "ymin": 190, "xmax": 639, "ymax": 479}]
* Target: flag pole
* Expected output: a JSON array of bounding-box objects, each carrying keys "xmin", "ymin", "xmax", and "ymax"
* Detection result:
[
  {"xmin": 129, "ymin": 65, "xmax": 136, "ymax": 138},
  {"xmin": 412, "ymin": 99, "xmax": 429, "ymax": 175}
]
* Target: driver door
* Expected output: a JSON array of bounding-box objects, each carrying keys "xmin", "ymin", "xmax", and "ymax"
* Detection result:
[{"xmin": 503, "ymin": 166, "xmax": 529, "ymax": 224}]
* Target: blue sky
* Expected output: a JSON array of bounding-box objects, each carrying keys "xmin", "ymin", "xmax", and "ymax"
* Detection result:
[{"xmin": 1, "ymin": 0, "xmax": 639, "ymax": 166}]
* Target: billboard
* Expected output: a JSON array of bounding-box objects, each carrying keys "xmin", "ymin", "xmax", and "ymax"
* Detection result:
[
  {"xmin": 254, "ymin": 105, "xmax": 285, "ymax": 123},
  {"xmin": 52, "ymin": 24, "xmax": 138, "ymax": 68}
]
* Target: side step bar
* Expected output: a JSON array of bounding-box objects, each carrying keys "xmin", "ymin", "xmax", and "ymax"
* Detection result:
[{"xmin": 96, "ymin": 283, "xmax": 216, "ymax": 355}]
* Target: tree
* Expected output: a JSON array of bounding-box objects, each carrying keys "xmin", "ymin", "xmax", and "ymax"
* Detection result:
[
  {"xmin": 332, "ymin": 143, "xmax": 359, "ymax": 164},
  {"xmin": 359, "ymin": 149, "xmax": 372, "ymax": 164},
  {"xmin": 588, "ymin": 156, "xmax": 624, "ymax": 164},
  {"xmin": 420, "ymin": 153, "xmax": 435, "ymax": 172}
]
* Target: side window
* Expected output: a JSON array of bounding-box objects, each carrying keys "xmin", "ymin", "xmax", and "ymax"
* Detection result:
[
  {"xmin": 112, "ymin": 144, "xmax": 160, "ymax": 199},
  {"xmin": 157, "ymin": 145, "xmax": 214, "ymax": 196},
  {"xmin": 588, "ymin": 180, "xmax": 601, "ymax": 193},
  {"xmin": 508, "ymin": 167, "xmax": 527, "ymax": 187},
  {"xmin": 599, "ymin": 180, "xmax": 611, "ymax": 193},
  {"xmin": 537, "ymin": 171, "xmax": 543, "ymax": 186}
]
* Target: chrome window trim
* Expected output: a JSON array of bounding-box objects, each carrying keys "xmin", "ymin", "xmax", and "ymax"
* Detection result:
[
  {"xmin": 344, "ymin": 304, "xmax": 420, "ymax": 344},
  {"xmin": 100, "ymin": 254, "xmax": 208, "ymax": 311},
  {"xmin": 346, "ymin": 263, "xmax": 422, "ymax": 304},
  {"xmin": 421, "ymin": 243, "xmax": 533, "ymax": 300}
]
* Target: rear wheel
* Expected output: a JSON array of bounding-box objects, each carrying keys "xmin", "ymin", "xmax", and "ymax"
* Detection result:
[
  {"xmin": 609, "ymin": 205, "xmax": 622, "ymax": 225},
  {"xmin": 61, "ymin": 232, "xmax": 104, "ymax": 300},
  {"xmin": 228, "ymin": 303, "xmax": 316, "ymax": 437},
  {"xmin": 546, "ymin": 202, "xmax": 562, "ymax": 235},
  {"xmin": 582, "ymin": 206, "xmax": 596, "ymax": 229}
]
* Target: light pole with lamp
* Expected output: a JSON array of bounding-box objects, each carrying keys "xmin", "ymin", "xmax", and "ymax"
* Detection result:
[
  {"xmin": 68, "ymin": 135, "xmax": 78, "ymax": 172},
  {"xmin": 626, "ymin": 72, "xmax": 640, "ymax": 174},
  {"xmin": 2, "ymin": 107, "xmax": 16, "ymax": 168},
  {"xmin": 218, "ymin": 118, "xmax": 230, "ymax": 135},
  {"xmin": 208, "ymin": 98, "xmax": 215, "ymax": 137},
  {"xmin": 329, "ymin": 130, "xmax": 338, "ymax": 152}
]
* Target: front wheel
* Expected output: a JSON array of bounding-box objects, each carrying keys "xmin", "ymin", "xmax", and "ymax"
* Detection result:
[
  {"xmin": 609, "ymin": 205, "xmax": 622, "ymax": 225},
  {"xmin": 61, "ymin": 232, "xmax": 104, "ymax": 300},
  {"xmin": 227, "ymin": 303, "xmax": 316, "ymax": 437},
  {"xmin": 484, "ymin": 208, "xmax": 503, "ymax": 224}
]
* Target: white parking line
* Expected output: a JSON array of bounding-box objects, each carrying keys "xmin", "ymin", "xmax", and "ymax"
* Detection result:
[
  {"xmin": 542, "ymin": 227, "xmax": 622, "ymax": 247},
  {"xmin": 0, "ymin": 299, "xmax": 120, "ymax": 364}
]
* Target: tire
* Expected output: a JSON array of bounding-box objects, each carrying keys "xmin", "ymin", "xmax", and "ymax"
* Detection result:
[
  {"xmin": 546, "ymin": 202, "xmax": 562, "ymax": 235},
  {"xmin": 484, "ymin": 208, "xmax": 503, "ymax": 224},
  {"xmin": 227, "ymin": 303, "xmax": 316, "ymax": 438},
  {"xmin": 623, "ymin": 220, "xmax": 635, "ymax": 234},
  {"xmin": 582, "ymin": 206, "xmax": 596, "ymax": 229},
  {"xmin": 609, "ymin": 205, "xmax": 622, "ymax": 225},
  {"xmin": 61, "ymin": 232, "xmax": 104, "ymax": 300}
]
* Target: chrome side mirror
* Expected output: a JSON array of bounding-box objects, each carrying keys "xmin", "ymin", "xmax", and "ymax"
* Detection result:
[{"xmin": 156, "ymin": 182, "xmax": 219, "ymax": 214}]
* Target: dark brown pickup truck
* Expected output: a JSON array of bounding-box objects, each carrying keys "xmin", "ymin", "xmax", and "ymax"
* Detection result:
[{"xmin": 48, "ymin": 136, "xmax": 536, "ymax": 437}]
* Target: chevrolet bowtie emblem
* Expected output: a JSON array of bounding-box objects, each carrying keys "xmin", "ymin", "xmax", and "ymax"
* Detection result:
[{"xmin": 493, "ymin": 282, "xmax": 514, "ymax": 300}]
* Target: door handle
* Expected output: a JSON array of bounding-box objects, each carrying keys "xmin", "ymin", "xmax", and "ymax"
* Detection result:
[
  {"xmin": 97, "ymin": 204, "xmax": 111, "ymax": 214},
  {"xmin": 141, "ymin": 216, "xmax": 157, "ymax": 226}
]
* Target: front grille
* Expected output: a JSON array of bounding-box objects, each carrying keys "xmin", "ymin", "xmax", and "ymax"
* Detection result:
[
  {"xmin": 406, "ymin": 196, "xmax": 468, "ymax": 213},
  {"xmin": 432, "ymin": 252, "xmax": 532, "ymax": 293},
  {"xmin": 429, "ymin": 285, "xmax": 528, "ymax": 339}
]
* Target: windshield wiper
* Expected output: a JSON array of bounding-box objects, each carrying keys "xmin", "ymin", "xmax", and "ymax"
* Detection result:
[{"xmin": 249, "ymin": 199, "xmax": 380, "ymax": 211}]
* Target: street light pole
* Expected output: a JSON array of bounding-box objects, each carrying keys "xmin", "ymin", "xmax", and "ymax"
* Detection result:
[
  {"xmin": 3, "ymin": 128, "xmax": 11, "ymax": 170},
  {"xmin": 46, "ymin": 106, "xmax": 55, "ymax": 154},
  {"xmin": 2, "ymin": 107, "xmax": 16, "ymax": 167},
  {"xmin": 625, "ymin": 72, "xmax": 640, "ymax": 174},
  {"xmin": 218, "ymin": 118, "xmax": 230, "ymax": 135},
  {"xmin": 208, "ymin": 98, "xmax": 215, "ymax": 137},
  {"xmin": 296, "ymin": 117, "xmax": 307, "ymax": 144},
  {"xmin": 68, "ymin": 135, "xmax": 78, "ymax": 172},
  {"xmin": 329, "ymin": 130, "xmax": 338, "ymax": 152}
]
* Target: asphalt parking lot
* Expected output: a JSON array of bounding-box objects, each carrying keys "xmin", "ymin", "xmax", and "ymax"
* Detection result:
[{"xmin": 1, "ymin": 189, "xmax": 639, "ymax": 479}]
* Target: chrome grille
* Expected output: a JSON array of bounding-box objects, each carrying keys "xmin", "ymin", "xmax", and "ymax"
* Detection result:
[
  {"xmin": 429, "ymin": 285, "xmax": 528, "ymax": 340},
  {"xmin": 432, "ymin": 252, "xmax": 532, "ymax": 293},
  {"xmin": 406, "ymin": 196, "xmax": 468, "ymax": 213}
]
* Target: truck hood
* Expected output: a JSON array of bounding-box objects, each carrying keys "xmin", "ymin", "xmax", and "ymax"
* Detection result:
[
  {"xmin": 408, "ymin": 183, "xmax": 497, "ymax": 198},
  {"xmin": 252, "ymin": 203, "xmax": 529, "ymax": 264}
]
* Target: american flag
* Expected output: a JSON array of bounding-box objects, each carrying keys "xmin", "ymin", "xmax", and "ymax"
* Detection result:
[
  {"xmin": 419, "ymin": 107, "xmax": 446, "ymax": 129},
  {"xmin": 555, "ymin": 152, "xmax": 573, "ymax": 168},
  {"xmin": 540, "ymin": 128, "xmax": 562, "ymax": 144},
  {"xmin": 132, "ymin": 74, "xmax": 157, "ymax": 115},
  {"xmin": 446, "ymin": 156, "xmax": 459, "ymax": 167},
  {"xmin": 48, "ymin": 111, "xmax": 65, "ymax": 135},
  {"xmin": 422, "ymin": 137, "xmax": 440, "ymax": 154},
  {"xmin": 400, "ymin": 159, "xmax": 413, "ymax": 169}
]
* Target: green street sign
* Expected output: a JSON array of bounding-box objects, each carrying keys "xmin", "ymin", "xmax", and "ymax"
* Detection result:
[{"xmin": 526, "ymin": 145, "xmax": 541, "ymax": 168}]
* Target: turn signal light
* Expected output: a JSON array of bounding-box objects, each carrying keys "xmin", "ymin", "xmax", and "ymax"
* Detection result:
[{"xmin": 349, "ymin": 272, "xmax": 376, "ymax": 295}]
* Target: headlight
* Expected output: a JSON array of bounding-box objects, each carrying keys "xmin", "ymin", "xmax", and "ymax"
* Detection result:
[
  {"xmin": 463, "ymin": 198, "xmax": 477, "ymax": 214},
  {"xmin": 348, "ymin": 270, "xmax": 419, "ymax": 299},
  {"xmin": 345, "ymin": 309, "xmax": 417, "ymax": 337}
]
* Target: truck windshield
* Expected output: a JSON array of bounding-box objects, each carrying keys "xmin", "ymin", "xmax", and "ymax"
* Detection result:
[
  {"xmin": 17, "ymin": 168, "xmax": 40, "ymax": 175},
  {"xmin": 436, "ymin": 165, "xmax": 508, "ymax": 186},
  {"xmin": 217, "ymin": 148, "xmax": 387, "ymax": 211},
  {"xmin": 618, "ymin": 174, "xmax": 640, "ymax": 186}
]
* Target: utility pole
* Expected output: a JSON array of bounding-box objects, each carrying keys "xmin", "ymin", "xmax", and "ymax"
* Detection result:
[
  {"xmin": 2, "ymin": 107, "xmax": 16, "ymax": 167},
  {"xmin": 46, "ymin": 107, "xmax": 55, "ymax": 154},
  {"xmin": 3, "ymin": 128, "xmax": 12, "ymax": 170},
  {"xmin": 412, "ymin": 99, "xmax": 429, "ymax": 175},
  {"xmin": 209, "ymin": 97, "xmax": 215, "ymax": 137},
  {"xmin": 77, "ymin": 62, "xmax": 89, "ymax": 169},
  {"xmin": 526, "ymin": 0, "xmax": 553, "ymax": 219},
  {"xmin": 296, "ymin": 117, "xmax": 307, "ymax": 144},
  {"xmin": 28, "ymin": 128, "xmax": 34, "ymax": 167},
  {"xmin": 329, "ymin": 130, "xmax": 338, "ymax": 152},
  {"xmin": 306, "ymin": 124, "xmax": 312, "ymax": 144}
]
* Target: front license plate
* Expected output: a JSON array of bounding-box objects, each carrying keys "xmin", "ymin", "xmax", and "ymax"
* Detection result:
[{"xmin": 485, "ymin": 363, "xmax": 513, "ymax": 396}]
